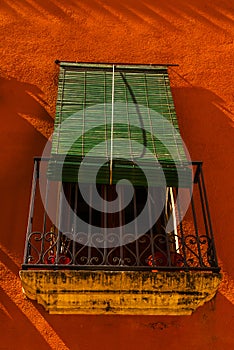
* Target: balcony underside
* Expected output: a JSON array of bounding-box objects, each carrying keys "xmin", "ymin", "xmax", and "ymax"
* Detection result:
[{"xmin": 20, "ymin": 270, "xmax": 221, "ymax": 315}]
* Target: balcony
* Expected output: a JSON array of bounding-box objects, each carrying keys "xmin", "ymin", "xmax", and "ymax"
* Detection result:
[{"xmin": 20, "ymin": 158, "xmax": 221, "ymax": 315}]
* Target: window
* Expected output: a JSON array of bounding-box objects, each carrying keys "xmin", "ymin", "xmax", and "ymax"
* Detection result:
[{"xmin": 20, "ymin": 62, "xmax": 221, "ymax": 315}]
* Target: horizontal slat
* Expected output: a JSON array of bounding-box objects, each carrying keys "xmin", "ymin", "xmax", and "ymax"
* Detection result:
[{"xmin": 48, "ymin": 63, "xmax": 189, "ymax": 186}]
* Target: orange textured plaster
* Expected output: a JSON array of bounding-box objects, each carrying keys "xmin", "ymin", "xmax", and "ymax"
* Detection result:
[{"xmin": 0, "ymin": 1, "xmax": 233, "ymax": 349}]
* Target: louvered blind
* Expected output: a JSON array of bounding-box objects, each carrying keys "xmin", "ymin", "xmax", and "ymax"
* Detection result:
[{"xmin": 47, "ymin": 62, "xmax": 191, "ymax": 187}]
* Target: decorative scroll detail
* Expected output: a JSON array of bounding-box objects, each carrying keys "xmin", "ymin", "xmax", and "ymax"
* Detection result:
[
  {"xmin": 42, "ymin": 231, "xmax": 59, "ymax": 264},
  {"xmin": 27, "ymin": 232, "xmax": 43, "ymax": 264},
  {"xmin": 27, "ymin": 230, "xmax": 73, "ymax": 266},
  {"xmin": 24, "ymin": 228, "xmax": 218, "ymax": 270}
]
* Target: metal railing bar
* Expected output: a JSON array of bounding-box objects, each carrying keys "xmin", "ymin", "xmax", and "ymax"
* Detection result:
[
  {"xmin": 88, "ymin": 184, "xmax": 93, "ymax": 264},
  {"xmin": 148, "ymin": 188, "xmax": 156, "ymax": 267},
  {"xmin": 23, "ymin": 159, "xmax": 39, "ymax": 264},
  {"xmin": 190, "ymin": 188, "xmax": 204, "ymax": 267},
  {"xmin": 197, "ymin": 174, "xmax": 210, "ymax": 238},
  {"xmin": 103, "ymin": 185, "xmax": 108, "ymax": 264},
  {"xmin": 73, "ymin": 183, "xmax": 78, "ymax": 265},
  {"xmin": 165, "ymin": 188, "xmax": 172, "ymax": 267},
  {"xmin": 21, "ymin": 263, "xmax": 220, "ymax": 272},
  {"xmin": 119, "ymin": 185, "xmax": 124, "ymax": 265},
  {"xmin": 134, "ymin": 188, "xmax": 140, "ymax": 266},
  {"xmin": 200, "ymin": 168, "xmax": 219, "ymax": 266},
  {"xmin": 55, "ymin": 183, "xmax": 63, "ymax": 265},
  {"xmin": 175, "ymin": 187, "xmax": 188, "ymax": 268}
]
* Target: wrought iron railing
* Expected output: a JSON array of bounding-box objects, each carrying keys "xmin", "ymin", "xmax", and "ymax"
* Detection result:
[{"xmin": 22, "ymin": 158, "xmax": 220, "ymax": 272}]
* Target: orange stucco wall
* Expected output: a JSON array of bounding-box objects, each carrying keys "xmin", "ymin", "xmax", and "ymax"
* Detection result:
[{"xmin": 0, "ymin": 1, "xmax": 233, "ymax": 349}]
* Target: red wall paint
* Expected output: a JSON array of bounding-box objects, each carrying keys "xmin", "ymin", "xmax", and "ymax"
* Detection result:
[{"xmin": 0, "ymin": 1, "xmax": 233, "ymax": 349}]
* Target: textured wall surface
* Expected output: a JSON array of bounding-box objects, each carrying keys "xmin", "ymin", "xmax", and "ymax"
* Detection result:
[{"xmin": 0, "ymin": 1, "xmax": 233, "ymax": 349}]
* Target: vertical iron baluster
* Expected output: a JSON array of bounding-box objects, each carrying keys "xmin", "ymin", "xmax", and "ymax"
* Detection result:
[
  {"xmin": 41, "ymin": 178, "xmax": 50, "ymax": 263},
  {"xmin": 42, "ymin": 180, "xmax": 49, "ymax": 235},
  {"xmin": 119, "ymin": 185, "xmax": 124, "ymax": 265},
  {"xmin": 148, "ymin": 187, "xmax": 156, "ymax": 268},
  {"xmin": 175, "ymin": 187, "xmax": 188, "ymax": 268},
  {"xmin": 189, "ymin": 187, "xmax": 203, "ymax": 267},
  {"xmin": 134, "ymin": 188, "xmax": 140, "ymax": 265},
  {"xmin": 170, "ymin": 187, "xmax": 180, "ymax": 253},
  {"xmin": 67, "ymin": 183, "xmax": 72, "ymax": 233},
  {"xmin": 163, "ymin": 187, "xmax": 172, "ymax": 266},
  {"xmin": 73, "ymin": 183, "xmax": 78, "ymax": 265},
  {"xmin": 55, "ymin": 183, "xmax": 63, "ymax": 265},
  {"xmin": 197, "ymin": 172, "xmax": 211, "ymax": 267},
  {"xmin": 200, "ymin": 167, "xmax": 219, "ymax": 268},
  {"xmin": 103, "ymin": 185, "xmax": 107, "ymax": 265},
  {"xmin": 23, "ymin": 159, "xmax": 39, "ymax": 264},
  {"xmin": 197, "ymin": 171, "xmax": 209, "ymax": 235},
  {"xmin": 88, "ymin": 184, "xmax": 92, "ymax": 264}
]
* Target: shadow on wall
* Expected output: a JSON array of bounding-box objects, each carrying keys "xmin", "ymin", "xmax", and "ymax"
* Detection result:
[
  {"xmin": 0, "ymin": 76, "xmax": 54, "ymax": 138},
  {"xmin": 1, "ymin": 0, "xmax": 233, "ymax": 33},
  {"xmin": 0, "ymin": 244, "xmax": 70, "ymax": 350},
  {"xmin": 0, "ymin": 76, "xmax": 66, "ymax": 348},
  {"xmin": 0, "ymin": 285, "xmax": 51, "ymax": 350},
  {"xmin": 1, "ymin": 0, "xmax": 74, "ymax": 21},
  {"xmin": 172, "ymin": 85, "xmax": 234, "ymax": 278},
  {"xmin": 0, "ymin": 76, "xmax": 53, "ymax": 255}
]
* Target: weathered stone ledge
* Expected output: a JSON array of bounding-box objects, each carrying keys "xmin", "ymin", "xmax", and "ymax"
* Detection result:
[{"xmin": 19, "ymin": 270, "xmax": 221, "ymax": 315}]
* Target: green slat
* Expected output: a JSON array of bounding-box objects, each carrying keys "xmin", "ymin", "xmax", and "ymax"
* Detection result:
[{"xmin": 48, "ymin": 63, "xmax": 191, "ymax": 186}]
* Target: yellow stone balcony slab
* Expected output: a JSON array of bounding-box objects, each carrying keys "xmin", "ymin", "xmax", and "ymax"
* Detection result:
[{"xmin": 19, "ymin": 270, "xmax": 221, "ymax": 315}]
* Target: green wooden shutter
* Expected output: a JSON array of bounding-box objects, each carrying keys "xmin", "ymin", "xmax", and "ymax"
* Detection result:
[{"xmin": 47, "ymin": 62, "xmax": 191, "ymax": 187}]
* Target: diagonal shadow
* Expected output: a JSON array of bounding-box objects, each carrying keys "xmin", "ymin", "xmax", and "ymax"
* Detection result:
[
  {"xmin": 0, "ymin": 245, "xmax": 20, "ymax": 276},
  {"xmin": 1, "ymin": 0, "xmax": 76, "ymax": 21},
  {"xmin": 0, "ymin": 76, "xmax": 53, "ymax": 257},
  {"xmin": 171, "ymin": 85, "xmax": 234, "ymax": 279},
  {"xmin": 97, "ymin": 0, "xmax": 179, "ymax": 32},
  {"xmin": 0, "ymin": 286, "xmax": 51, "ymax": 349},
  {"xmin": 2, "ymin": 0, "xmax": 233, "ymax": 34}
]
